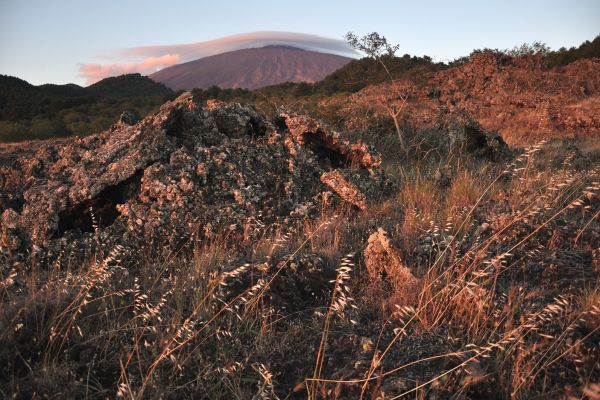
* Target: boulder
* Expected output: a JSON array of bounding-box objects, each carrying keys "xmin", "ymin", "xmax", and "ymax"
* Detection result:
[
  {"xmin": 0, "ymin": 93, "xmax": 391, "ymax": 265},
  {"xmin": 444, "ymin": 111, "xmax": 510, "ymax": 160},
  {"xmin": 364, "ymin": 228, "xmax": 420, "ymax": 292},
  {"xmin": 320, "ymin": 170, "xmax": 367, "ymax": 210},
  {"xmin": 281, "ymin": 112, "xmax": 382, "ymax": 169},
  {"xmin": 117, "ymin": 110, "xmax": 140, "ymax": 126}
]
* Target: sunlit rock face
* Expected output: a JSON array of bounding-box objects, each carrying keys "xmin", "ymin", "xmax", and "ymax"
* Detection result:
[{"xmin": 0, "ymin": 93, "xmax": 391, "ymax": 264}]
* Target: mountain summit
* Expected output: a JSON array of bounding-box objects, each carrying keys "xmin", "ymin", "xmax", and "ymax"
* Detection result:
[{"xmin": 149, "ymin": 45, "xmax": 352, "ymax": 90}]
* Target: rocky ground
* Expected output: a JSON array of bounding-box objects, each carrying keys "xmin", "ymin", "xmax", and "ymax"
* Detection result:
[
  {"xmin": 0, "ymin": 94, "xmax": 389, "ymax": 262},
  {"xmin": 334, "ymin": 54, "xmax": 600, "ymax": 145},
  {"xmin": 0, "ymin": 92, "xmax": 598, "ymax": 399}
]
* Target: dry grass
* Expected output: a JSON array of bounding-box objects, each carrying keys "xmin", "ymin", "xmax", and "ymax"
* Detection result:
[{"xmin": 1, "ymin": 136, "xmax": 598, "ymax": 399}]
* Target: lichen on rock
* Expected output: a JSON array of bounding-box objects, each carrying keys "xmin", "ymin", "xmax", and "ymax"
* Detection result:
[
  {"xmin": 320, "ymin": 170, "xmax": 367, "ymax": 210},
  {"xmin": 364, "ymin": 228, "xmax": 420, "ymax": 295},
  {"xmin": 0, "ymin": 93, "xmax": 391, "ymax": 265}
]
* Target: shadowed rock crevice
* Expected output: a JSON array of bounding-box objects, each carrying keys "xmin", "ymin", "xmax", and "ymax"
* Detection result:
[
  {"xmin": 282, "ymin": 112, "xmax": 382, "ymax": 169},
  {"xmin": 443, "ymin": 112, "xmax": 510, "ymax": 160},
  {"xmin": 163, "ymin": 107, "xmax": 186, "ymax": 138},
  {"xmin": 464, "ymin": 125, "xmax": 487, "ymax": 151},
  {"xmin": 246, "ymin": 115, "xmax": 268, "ymax": 137},
  {"xmin": 302, "ymin": 132, "xmax": 352, "ymax": 168},
  {"xmin": 56, "ymin": 171, "xmax": 143, "ymax": 237},
  {"xmin": 0, "ymin": 195, "xmax": 24, "ymax": 214}
]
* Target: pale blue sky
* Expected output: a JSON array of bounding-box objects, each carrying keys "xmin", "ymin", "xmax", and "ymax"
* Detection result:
[{"xmin": 1, "ymin": 0, "xmax": 598, "ymax": 85}]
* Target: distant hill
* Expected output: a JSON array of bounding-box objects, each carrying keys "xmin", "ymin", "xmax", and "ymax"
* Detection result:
[
  {"xmin": 0, "ymin": 74, "xmax": 174, "ymax": 142},
  {"xmin": 0, "ymin": 75, "xmax": 93, "ymax": 122},
  {"xmin": 150, "ymin": 45, "xmax": 352, "ymax": 90},
  {"xmin": 87, "ymin": 73, "xmax": 173, "ymax": 98},
  {"xmin": 0, "ymin": 73, "xmax": 172, "ymax": 121}
]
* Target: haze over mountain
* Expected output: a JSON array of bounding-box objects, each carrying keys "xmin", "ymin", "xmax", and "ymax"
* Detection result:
[{"xmin": 149, "ymin": 45, "xmax": 353, "ymax": 90}]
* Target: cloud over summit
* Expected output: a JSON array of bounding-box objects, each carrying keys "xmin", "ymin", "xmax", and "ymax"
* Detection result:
[{"xmin": 80, "ymin": 32, "xmax": 357, "ymax": 85}]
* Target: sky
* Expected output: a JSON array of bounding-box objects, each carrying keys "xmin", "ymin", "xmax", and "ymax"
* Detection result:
[{"xmin": 0, "ymin": 0, "xmax": 598, "ymax": 86}]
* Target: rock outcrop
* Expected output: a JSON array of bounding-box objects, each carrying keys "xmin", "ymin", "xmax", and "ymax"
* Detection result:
[
  {"xmin": 444, "ymin": 111, "xmax": 510, "ymax": 160},
  {"xmin": 364, "ymin": 228, "xmax": 420, "ymax": 293},
  {"xmin": 340, "ymin": 54, "xmax": 600, "ymax": 144},
  {"xmin": 282, "ymin": 113, "xmax": 382, "ymax": 169},
  {"xmin": 0, "ymin": 93, "xmax": 390, "ymax": 262},
  {"xmin": 320, "ymin": 171, "xmax": 367, "ymax": 210}
]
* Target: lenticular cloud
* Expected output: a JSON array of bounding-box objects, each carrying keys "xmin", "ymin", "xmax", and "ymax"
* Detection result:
[
  {"xmin": 80, "ymin": 54, "xmax": 180, "ymax": 85},
  {"xmin": 79, "ymin": 31, "xmax": 357, "ymax": 85}
]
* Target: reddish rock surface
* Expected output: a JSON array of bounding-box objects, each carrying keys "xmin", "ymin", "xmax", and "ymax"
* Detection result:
[
  {"xmin": 320, "ymin": 170, "xmax": 367, "ymax": 210},
  {"xmin": 364, "ymin": 228, "xmax": 420, "ymax": 292},
  {"xmin": 338, "ymin": 54, "xmax": 600, "ymax": 144}
]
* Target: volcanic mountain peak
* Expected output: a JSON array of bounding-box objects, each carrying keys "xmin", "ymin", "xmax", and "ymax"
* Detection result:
[{"xmin": 150, "ymin": 45, "xmax": 353, "ymax": 91}]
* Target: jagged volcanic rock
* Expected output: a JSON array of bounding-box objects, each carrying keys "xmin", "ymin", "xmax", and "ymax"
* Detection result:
[
  {"xmin": 338, "ymin": 53, "xmax": 600, "ymax": 144},
  {"xmin": 364, "ymin": 228, "xmax": 419, "ymax": 289},
  {"xmin": 320, "ymin": 170, "xmax": 367, "ymax": 210},
  {"xmin": 0, "ymin": 93, "xmax": 390, "ymax": 263}
]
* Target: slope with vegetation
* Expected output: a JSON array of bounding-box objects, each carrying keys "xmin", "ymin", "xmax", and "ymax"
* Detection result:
[
  {"xmin": 189, "ymin": 35, "xmax": 600, "ymax": 147},
  {"xmin": 338, "ymin": 52, "xmax": 600, "ymax": 146},
  {"xmin": 188, "ymin": 52, "xmax": 444, "ymax": 104},
  {"xmin": 0, "ymin": 33, "xmax": 599, "ymax": 399},
  {"xmin": 1, "ymin": 91, "xmax": 599, "ymax": 399},
  {"xmin": 0, "ymin": 73, "xmax": 175, "ymax": 142},
  {"xmin": 3, "ymin": 34, "xmax": 599, "ymax": 145}
]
